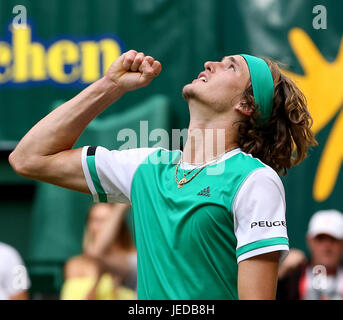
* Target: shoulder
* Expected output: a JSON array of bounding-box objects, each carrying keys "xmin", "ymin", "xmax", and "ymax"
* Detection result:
[
  {"xmin": 236, "ymin": 151, "xmax": 284, "ymax": 195},
  {"xmin": 232, "ymin": 154, "xmax": 285, "ymax": 214},
  {"xmin": 0, "ymin": 242, "xmax": 23, "ymax": 263},
  {"xmin": 0, "ymin": 243, "xmax": 26, "ymax": 279},
  {"xmin": 245, "ymin": 165, "xmax": 285, "ymax": 198},
  {"xmin": 222, "ymin": 150, "xmax": 268, "ymax": 180},
  {"xmin": 231, "ymin": 150, "xmax": 266, "ymax": 167}
]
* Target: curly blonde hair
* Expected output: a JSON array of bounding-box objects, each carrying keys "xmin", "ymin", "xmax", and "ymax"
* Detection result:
[{"xmin": 236, "ymin": 58, "xmax": 318, "ymax": 175}]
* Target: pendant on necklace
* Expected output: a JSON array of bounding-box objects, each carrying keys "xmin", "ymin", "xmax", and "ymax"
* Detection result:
[{"xmin": 177, "ymin": 178, "xmax": 187, "ymax": 188}]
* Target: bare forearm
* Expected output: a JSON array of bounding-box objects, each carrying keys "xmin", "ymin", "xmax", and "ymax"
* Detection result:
[{"xmin": 12, "ymin": 76, "xmax": 123, "ymax": 160}]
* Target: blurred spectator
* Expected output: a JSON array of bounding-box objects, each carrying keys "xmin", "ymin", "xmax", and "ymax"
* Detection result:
[
  {"xmin": 60, "ymin": 203, "xmax": 137, "ymax": 300},
  {"xmin": 277, "ymin": 210, "xmax": 343, "ymax": 300},
  {"xmin": 0, "ymin": 242, "xmax": 30, "ymax": 300}
]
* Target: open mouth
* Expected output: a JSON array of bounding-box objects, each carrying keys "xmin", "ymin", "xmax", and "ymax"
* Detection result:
[{"xmin": 197, "ymin": 72, "xmax": 208, "ymax": 83}]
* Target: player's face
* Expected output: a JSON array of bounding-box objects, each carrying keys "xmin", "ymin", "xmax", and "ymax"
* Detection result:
[{"xmin": 183, "ymin": 55, "xmax": 251, "ymax": 112}]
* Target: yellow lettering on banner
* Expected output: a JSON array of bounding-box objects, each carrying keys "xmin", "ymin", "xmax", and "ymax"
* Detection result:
[
  {"xmin": 47, "ymin": 41, "xmax": 80, "ymax": 83},
  {"xmin": 0, "ymin": 23, "xmax": 123, "ymax": 84},
  {"xmin": 12, "ymin": 26, "xmax": 46, "ymax": 82},
  {"xmin": 30, "ymin": 42, "xmax": 46, "ymax": 81},
  {"xmin": 12, "ymin": 26, "xmax": 29, "ymax": 82},
  {"xmin": 80, "ymin": 41, "xmax": 100, "ymax": 83},
  {"xmin": 0, "ymin": 42, "xmax": 12, "ymax": 83},
  {"xmin": 99, "ymin": 39, "xmax": 121, "ymax": 75}
]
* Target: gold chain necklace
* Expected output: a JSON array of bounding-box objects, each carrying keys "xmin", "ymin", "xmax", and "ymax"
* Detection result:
[{"xmin": 175, "ymin": 146, "xmax": 239, "ymax": 189}]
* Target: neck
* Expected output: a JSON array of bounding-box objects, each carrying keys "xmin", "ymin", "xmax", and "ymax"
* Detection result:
[{"xmin": 182, "ymin": 119, "xmax": 239, "ymax": 164}]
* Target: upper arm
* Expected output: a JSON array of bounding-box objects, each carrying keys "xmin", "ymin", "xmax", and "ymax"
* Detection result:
[
  {"xmin": 11, "ymin": 144, "xmax": 159, "ymax": 201},
  {"xmin": 23, "ymin": 148, "xmax": 90, "ymax": 194},
  {"xmin": 233, "ymin": 167, "xmax": 289, "ymax": 264},
  {"xmin": 238, "ymin": 251, "xmax": 280, "ymax": 300}
]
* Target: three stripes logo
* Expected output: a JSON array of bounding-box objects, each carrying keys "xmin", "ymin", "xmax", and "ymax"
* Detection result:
[{"xmin": 197, "ymin": 187, "xmax": 210, "ymax": 197}]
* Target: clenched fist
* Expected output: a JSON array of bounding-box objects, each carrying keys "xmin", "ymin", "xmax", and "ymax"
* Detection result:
[{"xmin": 105, "ymin": 50, "xmax": 162, "ymax": 93}]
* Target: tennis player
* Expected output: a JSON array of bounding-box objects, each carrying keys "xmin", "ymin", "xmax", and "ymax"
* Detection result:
[{"xmin": 9, "ymin": 50, "xmax": 317, "ymax": 299}]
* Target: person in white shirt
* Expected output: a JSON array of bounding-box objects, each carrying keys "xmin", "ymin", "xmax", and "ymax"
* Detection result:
[{"xmin": 0, "ymin": 242, "xmax": 30, "ymax": 300}]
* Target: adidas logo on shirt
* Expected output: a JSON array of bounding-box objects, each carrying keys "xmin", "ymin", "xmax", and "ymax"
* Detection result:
[{"xmin": 197, "ymin": 187, "xmax": 210, "ymax": 197}]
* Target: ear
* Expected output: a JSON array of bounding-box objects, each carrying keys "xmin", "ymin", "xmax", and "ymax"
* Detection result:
[{"xmin": 234, "ymin": 102, "xmax": 254, "ymax": 117}]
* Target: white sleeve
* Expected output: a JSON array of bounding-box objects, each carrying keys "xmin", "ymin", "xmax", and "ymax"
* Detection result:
[
  {"xmin": 233, "ymin": 166, "xmax": 289, "ymax": 264},
  {"xmin": 1, "ymin": 246, "xmax": 30, "ymax": 298},
  {"xmin": 81, "ymin": 146, "xmax": 159, "ymax": 203}
]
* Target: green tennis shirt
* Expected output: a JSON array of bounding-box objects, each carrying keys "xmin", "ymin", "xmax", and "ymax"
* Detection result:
[{"xmin": 82, "ymin": 146, "xmax": 289, "ymax": 300}]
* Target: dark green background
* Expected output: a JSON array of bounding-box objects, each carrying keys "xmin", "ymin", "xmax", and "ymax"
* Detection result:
[{"xmin": 0, "ymin": 0, "xmax": 342, "ymax": 295}]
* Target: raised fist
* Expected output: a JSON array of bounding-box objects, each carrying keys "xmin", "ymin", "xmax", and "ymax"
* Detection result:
[{"xmin": 105, "ymin": 50, "xmax": 162, "ymax": 93}]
